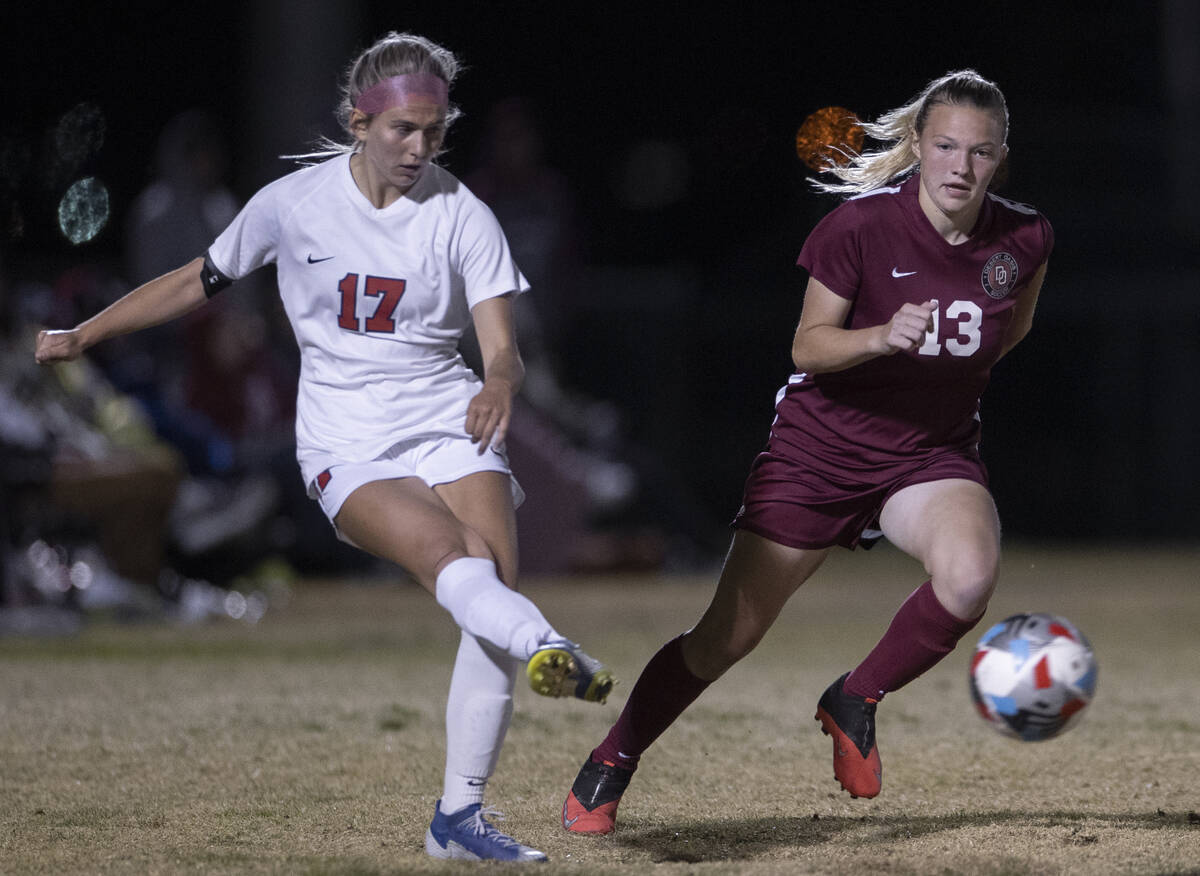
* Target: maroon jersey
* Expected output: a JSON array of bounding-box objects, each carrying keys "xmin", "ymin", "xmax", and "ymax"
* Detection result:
[{"xmin": 775, "ymin": 173, "xmax": 1054, "ymax": 472}]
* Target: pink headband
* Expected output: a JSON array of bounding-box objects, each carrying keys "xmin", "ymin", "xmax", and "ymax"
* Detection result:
[{"xmin": 355, "ymin": 73, "xmax": 449, "ymax": 114}]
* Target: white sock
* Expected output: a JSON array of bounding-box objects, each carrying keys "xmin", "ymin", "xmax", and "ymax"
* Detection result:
[
  {"xmin": 440, "ymin": 632, "xmax": 517, "ymax": 814},
  {"xmin": 434, "ymin": 557, "xmax": 560, "ymax": 661}
]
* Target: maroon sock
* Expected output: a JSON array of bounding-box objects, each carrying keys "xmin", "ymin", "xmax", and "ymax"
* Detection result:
[
  {"xmin": 591, "ymin": 635, "xmax": 710, "ymax": 771},
  {"xmin": 844, "ymin": 580, "xmax": 982, "ymax": 701}
]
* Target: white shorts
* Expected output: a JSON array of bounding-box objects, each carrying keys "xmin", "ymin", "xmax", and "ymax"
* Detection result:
[{"xmin": 306, "ymin": 434, "xmax": 525, "ymax": 534}]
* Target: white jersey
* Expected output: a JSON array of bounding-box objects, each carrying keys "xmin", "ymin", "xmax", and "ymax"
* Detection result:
[{"xmin": 208, "ymin": 154, "xmax": 528, "ymax": 487}]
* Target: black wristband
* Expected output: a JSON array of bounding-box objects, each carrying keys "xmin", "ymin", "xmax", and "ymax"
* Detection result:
[{"xmin": 200, "ymin": 252, "xmax": 234, "ymax": 298}]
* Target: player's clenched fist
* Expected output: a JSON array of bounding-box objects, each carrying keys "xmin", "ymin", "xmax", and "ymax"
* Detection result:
[
  {"xmin": 35, "ymin": 329, "xmax": 85, "ymax": 364},
  {"xmin": 878, "ymin": 299, "xmax": 937, "ymax": 354}
]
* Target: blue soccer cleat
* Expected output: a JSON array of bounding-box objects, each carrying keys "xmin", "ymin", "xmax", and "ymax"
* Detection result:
[{"xmin": 424, "ymin": 800, "xmax": 547, "ymax": 863}]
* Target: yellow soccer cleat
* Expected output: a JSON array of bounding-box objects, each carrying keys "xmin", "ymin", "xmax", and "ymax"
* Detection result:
[{"xmin": 527, "ymin": 640, "xmax": 615, "ymax": 703}]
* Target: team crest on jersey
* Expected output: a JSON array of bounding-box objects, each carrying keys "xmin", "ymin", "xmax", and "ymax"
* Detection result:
[{"xmin": 981, "ymin": 252, "xmax": 1019, "ymax": 299}]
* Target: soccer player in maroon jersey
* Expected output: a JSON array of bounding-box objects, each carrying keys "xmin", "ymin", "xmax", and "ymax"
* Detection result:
[{"xmin": 562, "ymin": 69, "xmax": 1053, "ymax": 834}]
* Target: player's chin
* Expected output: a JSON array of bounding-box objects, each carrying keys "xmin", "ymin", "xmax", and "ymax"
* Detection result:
[{"xmin": 394, "ymin": 164, "xmax": 424, "ymax": 183}]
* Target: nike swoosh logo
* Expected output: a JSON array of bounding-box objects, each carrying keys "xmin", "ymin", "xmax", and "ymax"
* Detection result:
[
  {"xmin": 563, "ymin": 815, "xmax": 580, "ymax": 828},
  {"xmin": 467, "ymin": 779, "xmax": 486, "ymax": 786},
  {"xmin": 891, "ymin": 267, "xmax": 917, "ymax": 278},
  {"xmin": 307, "ymin": 254, "xmax": 335, "ymax": 264}
]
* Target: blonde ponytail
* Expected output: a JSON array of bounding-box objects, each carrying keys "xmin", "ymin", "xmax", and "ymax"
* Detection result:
[{"xmin": 812, "ymin": 69, "xmax": 1008, "ymax": 196}]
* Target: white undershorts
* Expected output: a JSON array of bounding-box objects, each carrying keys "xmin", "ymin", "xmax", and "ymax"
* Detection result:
[{"xmin": 307, "ymin": 434, "xmax": 525, "ymax": 536}]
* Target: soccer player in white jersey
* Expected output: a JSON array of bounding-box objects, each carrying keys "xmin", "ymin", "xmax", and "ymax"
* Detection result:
[{"xmin": 36, "ymin": 31, "xmax": 614, "ymax": 864}]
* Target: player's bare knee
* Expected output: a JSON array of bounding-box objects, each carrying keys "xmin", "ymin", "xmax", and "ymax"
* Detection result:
[
  {"xmin": 724, "ymin": 630, "xmax": 766, "ymax": 667},
  {"xmin": 459, "ymin": 526, "xmax": 495, "ymax": 563},
  {"xmin": 932, "ymin": 551, "xmax": 998, "ymax": 617},
  {"xmin": 427, "ymin": 538, "xmax": 475, "ymax": 580},
  {"xmin": 427, "ymin": 527, "xmax": 497, "ymax": 580}
]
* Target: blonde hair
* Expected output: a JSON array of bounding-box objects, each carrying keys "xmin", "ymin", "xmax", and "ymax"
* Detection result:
[
  {"xmin": 293, "ymin": 32, "xmax": 462, "ymax": 162},
  {"xmin": 812, "ymin": 69, "xmax": 1008, "ymax": 195}
]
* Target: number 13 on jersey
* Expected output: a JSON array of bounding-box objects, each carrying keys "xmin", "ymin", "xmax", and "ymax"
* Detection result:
[
  {"xmin": 337, "ymin": 273, "xmax": 407, "ymax": 333},
  {"xmin": 917, "ymin": 299, "xmax": 983, "ymax": 357}
]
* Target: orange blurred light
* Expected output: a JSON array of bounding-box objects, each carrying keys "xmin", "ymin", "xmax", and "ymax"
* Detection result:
[{"xmin": 795, "ymin": 106, "xmax": 864, "ymax": 172}]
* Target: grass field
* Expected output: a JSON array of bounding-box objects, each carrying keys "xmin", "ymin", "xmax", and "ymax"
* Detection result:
[{"xmin": 2, "ymin": 542, "xmax": 1198, "ymax": 874}]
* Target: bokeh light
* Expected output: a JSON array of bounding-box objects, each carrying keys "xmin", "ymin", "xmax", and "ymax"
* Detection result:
[
  {"xmin": 57, "ymin": 176, "xmax": 110, "ymax": 244},
  {"xmin": 69, "ymin": 561, "xmax": 94, "ymax": 590},
  {"xmin": 54, "ymin": 102, "xmax": 106, "ymax": 174},
  {"xmin": 795, "ymin": 106, "xmax": 864, "ymax": 172}
]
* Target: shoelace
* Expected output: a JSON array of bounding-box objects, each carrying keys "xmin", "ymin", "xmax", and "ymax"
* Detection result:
[{"xmin": 464, "ymin": 807, "xmax": 523, "ymax": 849}]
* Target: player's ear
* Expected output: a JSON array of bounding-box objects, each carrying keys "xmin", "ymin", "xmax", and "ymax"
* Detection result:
[{"xmin": 349, "ymin": 109, "xmax": 371, "ymax": 143}]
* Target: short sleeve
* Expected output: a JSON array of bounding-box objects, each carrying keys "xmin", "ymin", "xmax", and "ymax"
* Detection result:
[
  {"xmin": 208, "ymin": 181, "xmax": 283, "ymax": 279},
  {"xmin": 453, "ymin": 196, "xmax": 530, "ymax": 310},
  {"xmin": 1038, "ymin": 213, "xmax": 1055, "ymax": 264},
  {"xmin": 796, "ymin": 201, "xmax": 864, "ymax": 301}
]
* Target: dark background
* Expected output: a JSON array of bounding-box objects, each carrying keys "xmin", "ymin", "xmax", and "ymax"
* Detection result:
[{"xmin": 3, "ymin": 0, "xmax": 1197, "ymax": 555}]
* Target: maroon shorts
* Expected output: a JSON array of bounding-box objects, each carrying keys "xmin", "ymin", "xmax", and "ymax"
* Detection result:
[{"xmin": 731, "ymin": 445, "xmax": 989, "ymax": 550}]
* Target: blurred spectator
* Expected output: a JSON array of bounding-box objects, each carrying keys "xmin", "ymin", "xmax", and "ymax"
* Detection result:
[
  {"xmin": 1, "ymin": 270, "xmax": 185, "ymax": 627},
  {"xmin": 1, "ymin": 255, "xmax": 294, "ymax": 629},
  {"xmin": 126, "ymin": 109, "xmax": 239, "ymax": 285},
  {"xmin": 120, "ymin": 109, "xmax": 295, "ymax": 478},
  {"xmin": 0, "ymin": 111, "xmax": 364, "ymax": 628},
  {"xmin": 464, "ymin": 97, "xmax": 652, "ymax": 572},
  {"xmin": 113, "ymin": 109, "xmax": 361, "ymax": 582},
  {"xmin": 465, "ymin": 97, "xmax": 581, "ymax": 381}
]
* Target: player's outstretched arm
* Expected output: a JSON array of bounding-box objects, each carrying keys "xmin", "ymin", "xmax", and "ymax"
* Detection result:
[
  {"xmin": 35, "ymin": 256, "xmax": 209, "ymax": 364},
  {"xmin": 791, "ymin": 277, "xmax": 936, "ymax": 374}
]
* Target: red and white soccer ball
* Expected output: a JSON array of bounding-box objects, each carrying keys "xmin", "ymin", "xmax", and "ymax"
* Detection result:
[{"xmin": 968, "ymin": 612, "xmax": 1098, "ymax": 741}]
